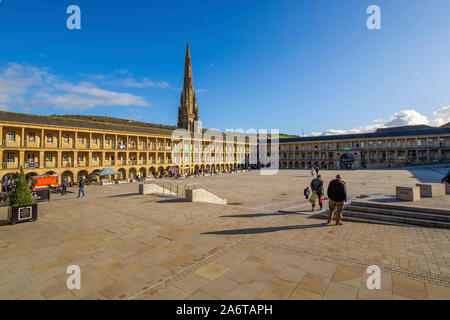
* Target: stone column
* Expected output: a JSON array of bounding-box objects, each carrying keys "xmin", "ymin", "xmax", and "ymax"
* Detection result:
[
  {"xmin": 21, "ymin": 127, "xmax": 25, "ymax": 147},
  {"xmin": 39, "ymin": 151, "xmax": 44, "ymax": 169}
]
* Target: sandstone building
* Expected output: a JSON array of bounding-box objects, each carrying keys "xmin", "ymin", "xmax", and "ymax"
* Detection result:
[
  {"xmin": 0, "ymin": 44, "xmax": 254, "ymax": 182},
  {"xmin": 279, "ymin": 124, "xmax": 450, "ymax": 169}
]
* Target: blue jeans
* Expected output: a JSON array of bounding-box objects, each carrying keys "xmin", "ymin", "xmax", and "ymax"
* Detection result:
[{"xmin": 78, "ymin": 187, "xmax": 85, "ymax": 198}]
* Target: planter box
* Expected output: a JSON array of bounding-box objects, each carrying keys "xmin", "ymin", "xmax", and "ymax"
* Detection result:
[{"xmin": 8, "ymin": 204, "xmax": 38, "ymax": 225}]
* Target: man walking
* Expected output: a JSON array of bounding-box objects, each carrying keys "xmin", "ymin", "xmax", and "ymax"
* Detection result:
[
  {"xmin": 77, "ymin": 177, "xmax": 86, "ymax": 198},
  {"xmin": 327, "ymin": 174, "xmax": 347, "ymax": 225},
  {"xmin": 61, "ymin": 178, "xmax": 68, "ymax": 196},
  {"xmin": 310, "ymin": 174, "xmax": 324, "ymax": 211}
]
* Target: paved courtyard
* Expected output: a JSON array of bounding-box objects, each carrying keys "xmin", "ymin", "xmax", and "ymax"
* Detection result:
[{"xmin": 1, "ymin": 167, "xmax": 449, "ymax": 300}]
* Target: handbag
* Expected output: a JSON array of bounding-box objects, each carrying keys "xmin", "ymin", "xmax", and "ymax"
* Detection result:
[{"xmin": 309, "ymin": 192, "xmax": 318, "ymax": 204}]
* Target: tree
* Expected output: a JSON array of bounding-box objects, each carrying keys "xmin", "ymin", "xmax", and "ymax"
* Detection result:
[{"xmin": 9, "ymin": 167, "xmax": 35, "ymax": 207}]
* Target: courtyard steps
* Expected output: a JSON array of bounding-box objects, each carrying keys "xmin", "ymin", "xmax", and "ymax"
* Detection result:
[{"xmin": 315, "ymin": 200, "xmax": 450, "ymax": 228}]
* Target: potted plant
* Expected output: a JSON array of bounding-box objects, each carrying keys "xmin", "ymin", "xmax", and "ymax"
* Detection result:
[{"xmin": 8, "ymin": 167, "xmax": 38, "ymax": 225}]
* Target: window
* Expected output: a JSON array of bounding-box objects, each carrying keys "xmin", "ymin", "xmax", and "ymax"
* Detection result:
[
  {"xmin": 63, "ymin": 153, "xmax": 68, "ymax": 161},
  {"xmin": 63, "ymin": 135, "xmax": 69, "ymax": 144},
  {"xmin": 105, "ymin": 136, "xmax": 111, "ymax": 145},
  {"xmin": 29, "ymin": 132, "xmax": 35, "ymax": 142},
  {"xmin": 8, "ymin": 131, "xmax": 15, "ymax": 141},
  {"xmin": 47, "ymin": 134, "xmax": 53, "ymax": 143},
  {"xmin": 93, "ymin": 153, "xmax": 97, "ymax": 161},
  {"xmin": 7, "ymin": 152, "xmax": 14, "ymax": 162},
  {"xmin": 92, "ymin": 136, "xmax": 97, "ymax": 144},
  {"xmin": 45, "ymin": 153, "xmax": 52, "ymax": 162},
  {"xmin": 78, "ymin": 136, "xmax": 84, "ymax": 144},
  {"xmin": 27, "ymin": 153, "xmax": 35, "ymax": 162}
]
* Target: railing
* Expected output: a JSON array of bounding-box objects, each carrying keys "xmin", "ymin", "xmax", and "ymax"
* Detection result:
[{"xmin": 1, "ymin": 162, "xmax": 19, "ymax": 169}]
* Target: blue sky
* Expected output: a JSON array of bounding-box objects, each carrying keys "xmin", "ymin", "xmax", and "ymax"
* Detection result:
[{"xmin": 0, "ymin": 0, "xmax": 450, "ymax": 135}]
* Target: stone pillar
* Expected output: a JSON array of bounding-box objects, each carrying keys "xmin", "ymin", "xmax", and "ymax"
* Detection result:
[
  {"xmin": 57, "ymin": 151, "xmax": 62, "ymax": 168},
  {"xmin": 41, "ymin": 129, "xmax": 45, "ymax": 148},
  {"xmin": 19, "ymin": 151, "xmax": 24, "ymax": 168},
  {"xmin": 21, "ymin": 127, "xmax": 25, "ymax": 147},
  {"xmin": 39, "ymin": 151, "xmax": 44, "ymax": 169}
]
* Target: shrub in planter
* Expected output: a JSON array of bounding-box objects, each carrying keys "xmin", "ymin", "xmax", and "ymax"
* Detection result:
[{"xmin": 8, "ymin": 167, "xmax": 38, "ymax": 225}]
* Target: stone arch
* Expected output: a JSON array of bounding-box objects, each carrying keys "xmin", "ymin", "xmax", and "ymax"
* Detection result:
[
  {"xmin": 62, "ymin": 170, "xmax": 74, "ymax": 184},
  {"xmin": 328, "ymin": 162, "xmax": 334, "ymax": 170},
  {"xmin": 129, "ymin": 168, "xmax": 137, "ymax": 180},
  {"xmin": 294, "ymin": 161, "xmax": 299, "ymax": 169},
  {"xmin": 118, "ymin": 168, "xmax": 126, "ymax": 179},
  {"xmin": 77, "ymin": 170, "xmax": 89, "ymax": 181},
  {"xmin": 25, "ymin": 172, "xmax": 38, "ymax": 184},
  {"xmin": 91, "ymin": 169, "xmax": 101, "ymax": 182},
  {"xmin": 149, "ymin": 167, "xmax": 156, "ymax": 177},
  {"xmin": 157, "ymin": 166, "xmax": 165, "ymax": 177},
  {"xmin": 139, "ymin": 167, "xmax": 146, "ymax": 178}
]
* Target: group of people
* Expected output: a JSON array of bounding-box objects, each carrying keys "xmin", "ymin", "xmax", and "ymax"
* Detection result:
[
  {"xmin": 310, "ymin": 166, "xmax": 320, "ymax": 177},
  {"xmin": 304, "ymin": 174, "xmax": 347, "ymax": 225},
  {"xmin": 1, "ymin": 175, "xmax": 16, "ymax": 194},
  {"xmin": 59, "ymin": 177, "xmax": 87, "ymax": 198}
]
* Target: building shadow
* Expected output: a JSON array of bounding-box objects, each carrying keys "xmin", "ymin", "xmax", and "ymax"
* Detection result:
[
  {"xmin": 106, "ymin": 192, "xmax": 140, "ymax": 198},
  {"xmin": 202, "ymin": 222, "xmax": 330, "ymax": 235},
  {"xmin": 0, "ymin": 219, "xmax": 9, "ymax": 227},
  {"xmin": 407, "ymin": 166, "xmax": 449, "ymax": 183},
  {"xmin": 156, "ymin": 198, "xmax": 187, "ymax": 203}
]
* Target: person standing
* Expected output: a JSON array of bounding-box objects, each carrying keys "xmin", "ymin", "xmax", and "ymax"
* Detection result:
[
  {"xmin": 77, "ymin": 177, "xmax": 86, "ymax": 198},
  {"xmin": 61, "ymin": 179, "xmax": 68, "ymax": 196},
  {"xmin": 310, "ymin": 167, "xmax": 315, "ymax": 177},
  {"xmin": 327, "ymin": 174, "xmax": 347, "ymax": 225},
  {"xmin": 310, "ymin": 174, "xmax": 324, "ymax": 211},
  {"xmin": 315, "ymin": 166, "xmax": 320, "ymax": 176},
  {"xmin": 304, "ymin": 186, "xmax": 310, "ymax": 200}
]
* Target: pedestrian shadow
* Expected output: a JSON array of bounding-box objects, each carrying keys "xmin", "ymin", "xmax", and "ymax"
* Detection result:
[{"xmin": 202, "ymin": 222, "xmax": 330, "ymax": 235}]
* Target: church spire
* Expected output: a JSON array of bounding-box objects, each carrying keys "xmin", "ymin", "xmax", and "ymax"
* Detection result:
[{"xmin": 178, "ymin": 42, "xmax": 199, "ymax": 132}]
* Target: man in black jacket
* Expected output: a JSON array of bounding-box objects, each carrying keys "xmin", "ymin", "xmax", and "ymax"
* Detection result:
[{"xmin": 327, "ymin": 174, "xmax": 347, "ymax": 225}]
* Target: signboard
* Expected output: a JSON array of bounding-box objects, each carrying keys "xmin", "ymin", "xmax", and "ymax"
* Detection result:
[
  {"xmin": 18, "ymin": 206, "xmax": 32, "ymax": 221},
  {"xmin": 31, "ymin": 189, "xmax": 50, "ymax": 202},
  {"xmin": 24, "ymin": 162, "xmax": 39, "ymax": 169}
]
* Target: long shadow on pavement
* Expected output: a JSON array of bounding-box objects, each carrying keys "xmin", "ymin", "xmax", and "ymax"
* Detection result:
[
  {"xmin": 219, "ymin": 211, "xmax": 311, "ymax": 218},
  {"xmin": 202, "ymin": 222, "xmax": 331, "ymax": 235}
]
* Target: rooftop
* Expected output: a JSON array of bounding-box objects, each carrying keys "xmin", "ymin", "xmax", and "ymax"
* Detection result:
[{"xmin": 279, "ymin": 124, "xmax": 450, "ymax": 143}]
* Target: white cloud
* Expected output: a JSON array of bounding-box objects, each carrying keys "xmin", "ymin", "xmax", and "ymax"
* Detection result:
[
  {"xmin": 431, "ymin": 105, "xmax": 450, "ymax": 126},
  {"xmin": 384, "ymin": 110, "xmax": 430, "ymax": 127},
  {"xmin": 79, "ymin": 70, "xmax": 172, "ymax": 89},
  {"xmin": 310, "ymin": 105, "xmax": 450, "ymax": 136},
  {"xmin": 0, "ymin": 63, "xmax": 150, "ymax": 111}
]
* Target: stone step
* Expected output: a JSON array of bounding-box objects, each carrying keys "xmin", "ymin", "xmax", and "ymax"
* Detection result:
[
  {"xmin": 345, "ymin": 204, "xmax": 450, "ymax": 222},
  {"xmin": 314, "ymin": 211, "xmax": 422, "ymax": 228},
  {"xmin": 341, "ymin": 209, "xmax": 450, "ymax": 228},
  {"xmin": 349, "ymin": 200, "xmax": 450, "ymax": 216}
]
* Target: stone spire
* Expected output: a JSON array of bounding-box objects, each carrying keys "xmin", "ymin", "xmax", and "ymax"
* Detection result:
[{"xmin": 178, "ymin": 42, "xmax": 199, "ymax": 132}]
